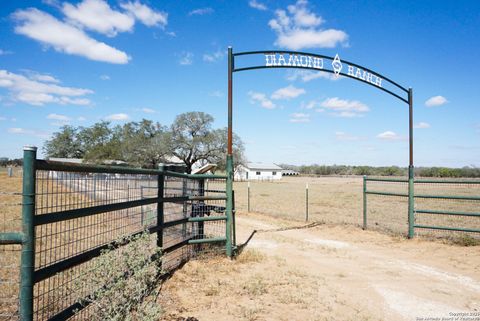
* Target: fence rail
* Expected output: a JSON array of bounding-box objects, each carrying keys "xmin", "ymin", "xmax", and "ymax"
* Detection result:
[
  {"xmin": 364, "ymin": 176, "xmax": 480, "ymax": 237},
  {"xmin": 0, "ymin": 147, "xmax": 233, "ymax": 321}
]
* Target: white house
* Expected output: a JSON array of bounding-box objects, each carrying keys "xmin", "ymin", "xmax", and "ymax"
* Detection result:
[{"xmin": 234, "ymin": 162, "xmax": 283, "ymax": 181}]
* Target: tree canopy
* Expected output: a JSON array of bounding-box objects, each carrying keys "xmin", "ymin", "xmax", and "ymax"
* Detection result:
[{"xmin": 43, "ymin": 112, "xmax": 245, "ymax": 172}]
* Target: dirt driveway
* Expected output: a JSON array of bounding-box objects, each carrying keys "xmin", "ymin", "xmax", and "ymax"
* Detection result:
[{"xmin": 159, "ymin": 213, "xmax": 480, "ymax": 321}]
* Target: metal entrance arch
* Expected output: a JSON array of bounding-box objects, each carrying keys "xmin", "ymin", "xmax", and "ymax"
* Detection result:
[{"xmin": 224, "ymin": 47, "xmax": 415, "ymax": 256}]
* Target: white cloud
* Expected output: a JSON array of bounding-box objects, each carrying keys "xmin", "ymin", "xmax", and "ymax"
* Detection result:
[
  {"xmin": 8, "ymin": 127, "xmax": 50, "ymax": 139},
  {"xmin": 47, "ymin": 113, "xmax": 71, "ymax": 121},
  {"xmin": 268, "ymin": 0, "xmax": 348, "ymax": 50},
  {"xmin": 248, "ymin": 91, "xmax": 276, "ymax": 109},
  {"xmin": 188, "ymin": 8, "xmax": 214, "ymax": 16},
  {"xmin": 13, "ymin": 8, "xmax": 130, "ymax": 64},
  {"xmin": 141, "ymin": 108, "xmax": 155, "ymax": 113},
  {"xmin": 271, "ymin": 85, "xmax": 305, "ymax": 100},
  {"xmin": 303, "ymin": 100, "xmax": 318, "ymax": 109},
  {"xmin": 414, "ymin": 122, "xmax": 431, "ymax": 129},
  {"xmin": 0, "ymin": 49, "xmax": 13, "ymax": 55},
  {"xmin": 0, "ymin": 69, "xmax": 93, "ymax": 106},
  {"xmin": 203, "ymin": 50, "xmax": 224, "ymax": 63},
  {"xmin": 425, "ymin": 95, "xmax": 448, "ymax": 107},
  {"xmin": 335, "ymin": 131, "xmax": 362, "ymax": 141},
  {"xmin": 320, "ymin": 97, "xmax": 369, "ymax": 117},
  {"xmin": 77, "ymin": 116, "xmax": 87, "ymax": 121},
  {"xmin": 0, "ymin": 116, "xmax": 6, "ymax": 121},
  {"xmin": 179, "ymin": 52, "xmax": 193, "ymax": 65},
  {"xmin": 100, "ymin": 74, "xmax": 110, "ymax": 80},
  {"xmin": 290, "ymin": 112, "xmax": 310, "ymax": 123},
  {"xmin": 30, "ymin": 73, "xmax": 60, "ymax": 83},
  {"xmin": 105, "ymin": 113, "xmax": 129, "ymax": 121},
  {"xmin": 120, "ymin": 1, "xmax": 168, "ymax": 27},
  {"xmin": 209, "ymin": 90, "xmax": 223, "ymax": 98},
  {"xmin": 62, "ymin": 0, "xmax": 134, "ymax": 36},
  {"xmin": 286, "ymin": 69, "xmax": 339, "ymax": 82},
  {"xmin": 249, "ymin": 0, "xmax": 267, "ymax": 11},
  {"xmin": 377, "ymin": 131, "xmax": 405, "ymax": 141}
]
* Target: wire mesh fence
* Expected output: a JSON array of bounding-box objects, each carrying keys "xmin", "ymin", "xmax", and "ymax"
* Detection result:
[
  {"xmin": 413, "ymin": 180, "xmax": 480, "ymax": 240},
  {"xmin": 234, "ymin": 176, "xmax": 363, "ymax": 226},
  {"xmin": 364, "ymin": 177, "xmax": 480, "ymax": 240},
  {"xmin": 0, "ymin": 172, "xmax": 22, "ymax": 321},
  {"xmin": 0, "ymin": 152, "xmax": 229, "ymax": 321}
]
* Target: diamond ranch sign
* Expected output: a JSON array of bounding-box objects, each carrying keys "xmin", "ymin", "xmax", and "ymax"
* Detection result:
[{"xmin": 264, "ymin": 52, "xmax": 383, "ymax": 87}]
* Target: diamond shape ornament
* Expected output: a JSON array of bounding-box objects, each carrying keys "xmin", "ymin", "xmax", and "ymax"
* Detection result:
[{"xmin": 332, "ymin": 54, "xmax": 342, "ymax": 76}]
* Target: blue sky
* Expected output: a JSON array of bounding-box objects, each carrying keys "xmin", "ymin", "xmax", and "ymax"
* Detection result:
[{"xmin": 0, "ymin": 0, "xmax": 479, "ymax": 167}]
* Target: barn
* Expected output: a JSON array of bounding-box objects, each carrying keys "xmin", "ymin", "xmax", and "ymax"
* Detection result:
[{"xmin": 234, "ymin": 162, "xmax": 283, "ymax": 181}]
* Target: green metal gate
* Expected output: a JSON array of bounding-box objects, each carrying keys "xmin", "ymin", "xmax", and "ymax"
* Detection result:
[
  {"xmin": 363, "ymin": 176, "xmax": 480, "ymax": 238},
  {"xmin": 0, "ymin": 146, "xmax": 234, "ymax": 320}
]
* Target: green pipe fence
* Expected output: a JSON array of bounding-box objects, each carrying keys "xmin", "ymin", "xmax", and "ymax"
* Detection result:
[
  {"xmin": 364, "ymin": 176, "xmax": 480, "ymax": 237},
  {"xmin": 0, "ymin": 147, "xmax": 234, "ymax": 321}
]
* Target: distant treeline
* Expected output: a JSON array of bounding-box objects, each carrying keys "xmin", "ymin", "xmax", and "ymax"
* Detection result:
[
  {"xmin": 0, "ymin": 158, "xmax": 22, "ymax": 167},
  {"xmin": 278, "ymin": 164, "xmax": 480, "ymax": 178}
]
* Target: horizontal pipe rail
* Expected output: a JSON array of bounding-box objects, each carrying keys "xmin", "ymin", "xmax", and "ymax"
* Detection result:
[
  {"xmin": 36, "ymin": 160, "xmax": 227, "ymax": 180},
  {"xmin": 0, "ymin": 232, "xmax": 24, "ymax": 244},
  {"xmin": 34, "ymin": 196, "xmax": 191, "ymax": 226},
  {"xmin": 415, "ymin": 194, "xmax": 480, "ymax": 201},
  {"xmin": 163, "ymin": 218, "xmax": 189, "ymax": 229},
  {"xmin": 365, "ymin": 177, "xmax": 408, "ymax": 183},
  {"xmin": 37, "ymin": 160, "xmax": 162, "ymax": 175},
  {"xmin": 188, "ymin": 237, "xmax": 227, "ymax": 245},
  {"xmin": 365, "ymin": 177, "xmax": 480, "ymax": 184},
  {"xmin": 365, "ymin": 190, "xmax": 408, "ymax": 197},
  {"xmin": 415, "ymin": 209, "xmax": 480, "ymax": 217},
  {"xmin": 188, "ymin": 216, "xmax": 227, "ymax": 222},
  {"xmin": 366, "ymin": 190, "xmax": 480, "ymax": 201},
  {"xmin": 415, "ymin": 179, "xmax": 480, "ymax": 184},
  {"xmin": 189, "ymin": 195, "xmax": 227, "ymax": 201},
  {"xmin": 414, "ymin": 225, "xmax": 480, "ymax": 234}
]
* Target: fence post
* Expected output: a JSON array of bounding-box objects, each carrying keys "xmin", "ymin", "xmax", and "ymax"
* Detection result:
[
  {"xmin": 20, "ymin": 146, "xmax": 36, "ymax": 321},
  {"xmin": 363, "ymin": 175, "xmax": 367, "ymax": 230},
  {"xmin": 247, "ymin": 181, "xmax": 250, "ymax": 212},
  {"xmin": 232, "ymin": 190, "xmax": 236, "ymax": 247},
  {"xmin": 157, "ymin": 172, "xmax": 164, "ymax": 249},
  {"xmin": 407, "ymin": 87, "xmax": 415, "ymax": 239},
  {"xmin": 305, "ymin": 183, "xmax": 309, "ymax": 222},
  {"xmin": 198, "ymin": 178, "xmax": 205, "ymax": 242},
  {"xmin": 408, "ymin": 166, "xmax": 415, "ymax": 238},
  {"xmin": 225, "ymin": 155, "xmax": 234, "ymax": 258},
  {"xmin": 140, "ymin": 186, "xmax": 144, "ymax": 226}
]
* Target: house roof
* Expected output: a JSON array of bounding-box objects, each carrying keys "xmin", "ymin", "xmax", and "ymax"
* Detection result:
[
  {"xmin": 245, "ymin": 162, "xmax": 283, "ymax": 170},
  {"xmin": 192, "ymin": 163, "xmax": 217, "ymax": 174},
  {"xmin": 282, "ymin": 169, "xmax": 299, "ymax": 174}
]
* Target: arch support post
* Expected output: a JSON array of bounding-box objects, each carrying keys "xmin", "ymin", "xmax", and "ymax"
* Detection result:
[
  {"xmin": 408, "ymin": 88, "xmax": 415, "ymax": 239},
  {"xmin": 225, "ymin": 46, "xmax": 234, "ymax": 257}
]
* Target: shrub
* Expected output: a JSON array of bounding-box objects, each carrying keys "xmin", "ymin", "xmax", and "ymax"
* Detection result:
[{"xmin": 75, "ymin": 232, "xmax": 163, "ymax": 321}]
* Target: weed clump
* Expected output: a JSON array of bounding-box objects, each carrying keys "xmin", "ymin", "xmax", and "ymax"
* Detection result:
[{"xmin": 74, "ymin": 232, "xmax": 163, "ymax": 321}]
